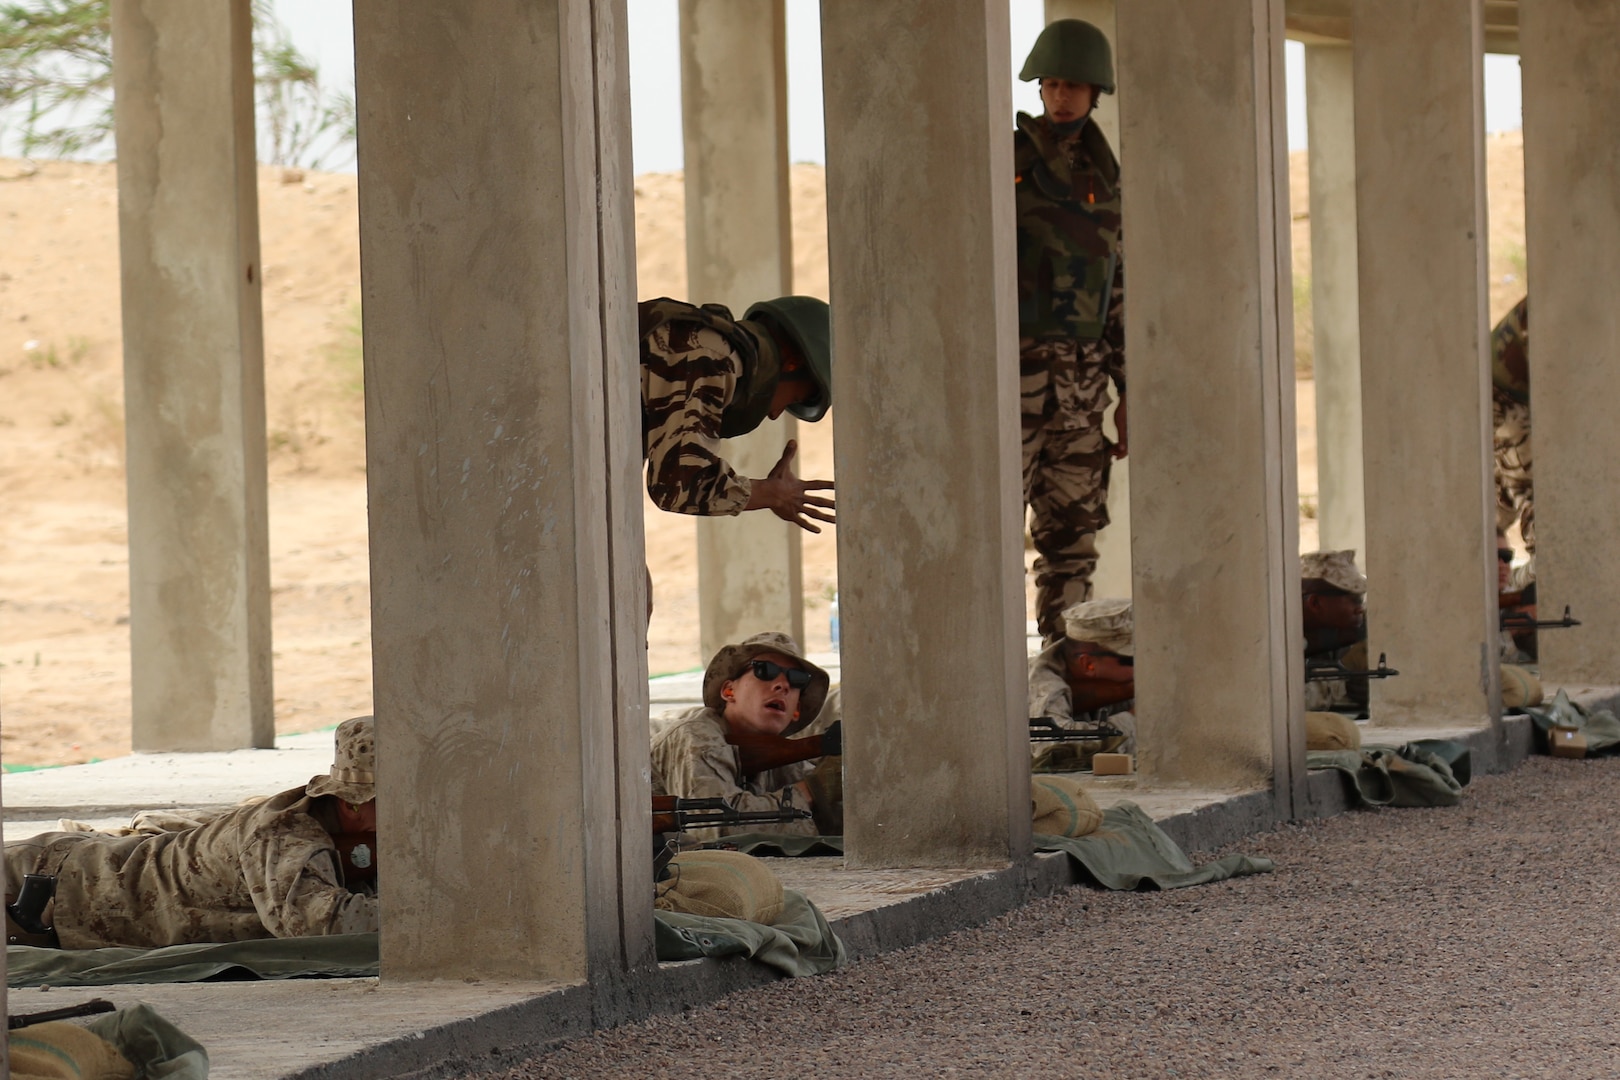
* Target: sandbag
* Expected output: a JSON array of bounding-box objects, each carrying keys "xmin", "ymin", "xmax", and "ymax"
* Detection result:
[
  {"xmin": 10, "ymin": 1021, "xmax": 135, "ymax": 1080},
  {"xmin": 1500, "ymin": 663, "xmax": 1544, "ymax": 709},
  {"xmin": 1305, "ymin": 711, "xmax": 1361, "ymax": 751},
  {"xmin": 1031, "ymin": 775, "xmax": 1103, "ymax": 837},
  {"xmin": 655, "ymin": 849, "xmax": 785, "ymax": 925},
  {"xmin": 1524, "ymin": 688, "xmax": 1620, "ymax": 757}
]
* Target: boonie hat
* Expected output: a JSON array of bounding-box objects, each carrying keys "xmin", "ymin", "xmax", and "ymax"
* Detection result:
[
  {"xmin": 1301, "ymin": 550, "xmax": 1368, "ymax": 596},
  {"xmin": 703, "ymin": 632, "xmax": 830, "ymax": 734},
  {"xmin": 306, "ymin": 716, "xmax": 376, "ymax": 803},
  {"xmin": 1062, "ymin": 597, "xmax": 1133, "ymax": 657}
]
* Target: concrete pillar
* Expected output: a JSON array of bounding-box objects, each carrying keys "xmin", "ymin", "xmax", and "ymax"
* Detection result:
[
  {"xmin": 1304, "ymin": 44, "xmax": 1367, "ymax": 558},
  {"xmin": 1353, "ymin": 0, "xmax": 1499, "ymax": 728},
  {"xmin": 1116, "ymin": 0, "xmax": 1305, "ymax": 809},
  {"xmin": 1045, "ymin": 0, "xmax": 1130, "ymax": 600},
  {"xmin": 111, "ymin": 0, "xmax": 273, "ymax": 752},
  {"xmin": 679, "ymin": 0, "xmax": 804, "ymax": 659},
  {"xmin": 821, "ymin": 0, "xmax": 1030, "ymax": 867},
  {"xmin": 1521, "ymin": 2, "xmax": 1620, "ymax": 685},
  {"xmin": 355, "ymin": 0, "xmax": 653, "ymax": 983}
]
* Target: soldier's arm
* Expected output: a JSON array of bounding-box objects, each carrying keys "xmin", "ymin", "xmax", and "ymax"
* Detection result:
[
  {"xmin": 243, "ymin": 832, "xmax": 379, "ymax": 938},
  {"xmin": 643, "ymin": 334, "xmax": 753, "ymax": 516}
]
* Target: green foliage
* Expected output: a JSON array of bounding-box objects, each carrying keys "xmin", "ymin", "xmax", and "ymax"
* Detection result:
[
  {"xmin": 1293, "ymin": 269, "xmax": 1314, "ymax": 378},
  {"xmin": 0, "ymin": 0, "xmax": 355, "ymax": 167}
]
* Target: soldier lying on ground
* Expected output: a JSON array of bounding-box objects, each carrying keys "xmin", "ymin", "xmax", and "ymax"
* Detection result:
[
  {"xmin": 1028, "ymin": 597, "xmax": 1137, "ymax": 771},
  {"xmin": 651, "ymin": 632, "xmax": 841, "ymax": 839},
  {"xmin": 1301, "ymin": 550, "xmax": 1370, "ymax": 716},
  {"xmin": 4, "ymin": 717, "xmax": 379, "ymax": 950}
]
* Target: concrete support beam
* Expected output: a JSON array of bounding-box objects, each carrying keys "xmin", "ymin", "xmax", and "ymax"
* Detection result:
[
  {"xmin": 1116, "ymin": 0, "xmax": 1304, "ymax": 809},
  {"xmin": 355, "ymin": 0, "xmax": 653, "ymax": 983},
  {"xmin": 1520, "ymin": 1, "xmax": 1620, "ymax": 685},
  {"xmin": 111, "ymin": 0, "xmax": 272, "ymax": 752},
  {"xmin": 1353, "ymin": 0, "xmax": 1499, "ymax": 727},
  {"xmin": 1045, "ymin": 0, "xmax": 1130, "ymax": 600},
  {"xmin": 679, "ymin": 0, "xmax": 804, "ymax": 659},
  {"xmin": 1304, "ymin": 44, "xmax": 1367, "ymax": 558},
  {"xmin": 821, "ymin": 0, "xmax": 1030, "ymax": 867}
]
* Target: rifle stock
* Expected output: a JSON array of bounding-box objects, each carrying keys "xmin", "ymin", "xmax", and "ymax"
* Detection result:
[{"xmin": 725, "ymin": 730, "xmax": 827, "ymax": 775}]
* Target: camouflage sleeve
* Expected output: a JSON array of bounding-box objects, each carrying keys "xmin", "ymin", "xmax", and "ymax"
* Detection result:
[
  {"xmin": 642, "ymin": 323, "xmax": 753, "ymax": 516},
  {"xmin": 650, "ymin": 712, "xmax": 818, "ymax": 840},
  {"xmin": 1101, "ymin": 252, "xmax": 1126, "ymax": 392},
  {"xmin": 242, "ymin": 828, "xmax": 380, "ymax": 938},
  {"xmin": 1027, "ymin": 642, "xmax": 1074, "ymax": 724}
]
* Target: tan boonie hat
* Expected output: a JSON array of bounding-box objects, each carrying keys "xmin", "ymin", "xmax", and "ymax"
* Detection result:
[
  {"xmin": 1062, "ymin": 597, "xmax": 1133, "ymax": 657},
  {"xmin": 702, "ymin": 632, "xmax": 830, "ymax": 734},
  {"xmin": 1301, "ymin": 549, "xmax": 1368, "ymax": 596},
  {"xmin": 306, "ymin": 716, "xmax": 376, "ymax": 803}
]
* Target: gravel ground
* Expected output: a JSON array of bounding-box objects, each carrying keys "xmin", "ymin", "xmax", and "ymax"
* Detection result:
[{"xmin": 472, "ymin": 756, "xmax": 1620, "ymax": 1079}]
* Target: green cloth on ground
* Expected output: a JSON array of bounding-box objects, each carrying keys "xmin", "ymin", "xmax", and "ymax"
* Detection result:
[
  {"xmin": 1307, "ymin": 742, "xmax": 1465, "ymax": 807},
  {"xmin": 1036, "ymin": 802, "xmax": 1274, "ymax": 890},
  {"xmin": 8, "ymin": 934, "xmax": 381, "ymax": 988},
  {"xmin": 653, "ymin": 888, "xmax": 846, "ymax": 976},
  {"xmin": 86, "ymin": 1005, "xmax": 209, "ymax": 1080},
  {"xmin": 1524, "ymin": 688, "xmax": 1620, "ymax": 756},
  {"xmin": 9, "ymin": 894, "xmax": 845, "ymax": 987},
  {"xmin": 724, "ymin": 807, "xmax": 1276, "ymax": 892}
]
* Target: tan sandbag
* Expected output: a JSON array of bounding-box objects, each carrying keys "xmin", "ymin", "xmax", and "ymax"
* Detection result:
[
  {"xmin": 655, "ymin": 848, "xmax": 785, "ymax": 925},
  {"xmin": 10, "ymin": 1021, "xmax": 136, "ymax": 1080},
  {"xmin": 1305, "ymin": 711, "xmax": 1361, "ymax": 751},
  {"xmin": 1031, "ymin": 775, "xmax": 1104, "ymax": 837},
  {"xmin": 1501, "ymin": 663, "xmax": 1544, "ymax": 709}
]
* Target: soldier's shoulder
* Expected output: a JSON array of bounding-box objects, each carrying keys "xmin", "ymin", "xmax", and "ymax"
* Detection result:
[{"xmin": 651, "ymin": 707, "xmax": 726, "ymax": 749}]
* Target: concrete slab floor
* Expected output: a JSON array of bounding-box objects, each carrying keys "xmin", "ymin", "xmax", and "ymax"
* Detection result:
[{"xmin": 7, "ymin": 978, "xmax": 557, "ymax": 1080}]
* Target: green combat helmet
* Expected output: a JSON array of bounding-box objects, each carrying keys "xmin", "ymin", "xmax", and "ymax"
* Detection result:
[
  {"xmin": 745, "ymin": 296, "xmax": 833, "ymax": 422},
  {"xmin": 1018, "ymin": 18, "xmax": 1115, "ymax": 94}
]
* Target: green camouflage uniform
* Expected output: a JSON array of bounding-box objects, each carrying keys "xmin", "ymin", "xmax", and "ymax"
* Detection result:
[
  {"xmin": 1491, "ymin": 297, "xmax": 1533, "ymax": 552},
  {"xmin": 1015, "ymin": 112, "xmax": 1127, "ymax": 640},
  {"xmin": 639, "ymin": 298, "xmax": 784, "ymax": 517}
]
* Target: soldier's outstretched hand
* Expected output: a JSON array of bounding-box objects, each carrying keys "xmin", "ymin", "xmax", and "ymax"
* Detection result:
[{"xmin": 744, "ymin": 439, "xmax": 836, "ymax": 533}]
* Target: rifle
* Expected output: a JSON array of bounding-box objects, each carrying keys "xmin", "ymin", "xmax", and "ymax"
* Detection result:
[
  {"xmin": 726, "ymin": 720, "xmax": 840, "ymax": 775},
  {"xmin": 9, "ymin": 999, "xmax": 116, "ymax": 1030},
  {"xmin": 1500, "ymin": 604, "xmax": 1580, "ymax": 634},
  {"xmin": 1305, "ymin": 651, "xmax": 1400, "ymax": 683},
  {"xmin": 1029, "ymin": 706, "xmax": 1126, "ymax": 744},
  {"xmin": 652, "ymin": 796, "xmax": 812, "ymax": 878}
]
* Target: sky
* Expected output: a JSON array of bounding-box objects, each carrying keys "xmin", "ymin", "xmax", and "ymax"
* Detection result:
[{"xmin": 272, "ymin": 0, "xmax": 1526, "ymax": 177}]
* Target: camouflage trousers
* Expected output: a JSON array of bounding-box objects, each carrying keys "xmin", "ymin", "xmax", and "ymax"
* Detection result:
[
  {"xmin": 1020, "ymin": 337, "xmax": 1115, "ymax": 641},
  {"xmin": 1493, "ymin": 395, "xmax": 1534, "ymax": 553}
]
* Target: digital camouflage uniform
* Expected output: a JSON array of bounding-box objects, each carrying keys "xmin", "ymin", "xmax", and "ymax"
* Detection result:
[
  {"xmin": 639, "ymin": 298, "xmax": 786, "ymax": 517},
  {"xmin": 649, "ymin": 707, "xmax": 820, "ymax": 841},
  {"xmin": 1027, "ymin": 638, "xmax": 1136, "ymax": 771},
  {"xmin": 3, "ymin": 788, "xmax": 378, "ymax": 949},
  {"xmin": 1015, "ymin": 112, "xmax": 1127, "ymax": 640},
  {"xmin": 1491, "ymin": 297, "xmax": 1533, "ymax": 553}
]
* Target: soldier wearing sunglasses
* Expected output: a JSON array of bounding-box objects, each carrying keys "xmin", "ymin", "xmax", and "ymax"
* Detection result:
[{"xmin": 650, "ymin": 632, "xmax": 841, "ymax": 839}]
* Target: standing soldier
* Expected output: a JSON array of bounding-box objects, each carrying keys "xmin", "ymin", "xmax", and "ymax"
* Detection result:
[{"xmin": 1015, "ymin": 19, "xmax": 1128, "ymax": 643}]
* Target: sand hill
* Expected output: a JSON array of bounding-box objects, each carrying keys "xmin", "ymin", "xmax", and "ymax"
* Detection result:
[{"xmin": 0, "ymin": 138, "xmax": 1528, "ymax": 765}]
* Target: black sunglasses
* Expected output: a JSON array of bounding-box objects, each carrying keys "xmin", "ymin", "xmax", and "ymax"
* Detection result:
[
  {"xmin": 1497, "ymin": 548, "xmax": 1514, "ymax": 564},
  {"xmin": 749, "ymin": 659, "xmax": 813, "ymax": 690}
]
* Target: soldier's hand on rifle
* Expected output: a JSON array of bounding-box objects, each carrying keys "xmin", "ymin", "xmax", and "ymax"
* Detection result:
[{"xmin": 746, "ymin": 439, "xmax": 836, "ymax": 534}]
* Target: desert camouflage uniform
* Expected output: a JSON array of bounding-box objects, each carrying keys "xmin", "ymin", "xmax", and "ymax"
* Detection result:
[
  {"xmin": 1015, "ymin": 112, "xmax": 1127, "ymax": 640},
  {"xmin": 1026, "ymin": 640, "xmax": 1135, "ymax": 771},
  {"xmin": 640, "ymin": 298, "xmax": 784, "ymax": 517},
  {"xmin": 1491, "ymin": 297, "xmax": 1533, "ymax": 553},
  {"xmin": 650, "ymin": 706, "xmax": 819, "ymax": 841},
  {"xmin": 3, "ymin": 788, "xmax": 377, "ymax": 949}
]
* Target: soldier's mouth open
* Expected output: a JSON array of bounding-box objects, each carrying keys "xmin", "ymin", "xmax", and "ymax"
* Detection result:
[{"xmin": 764, "ymin": 699, "xmax": 787, "ymax": 714}]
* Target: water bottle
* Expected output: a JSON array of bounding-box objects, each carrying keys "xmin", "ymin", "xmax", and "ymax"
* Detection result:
[{"xmin": 829, "ymin": 593, "xmax": 840, "ymax": 652}]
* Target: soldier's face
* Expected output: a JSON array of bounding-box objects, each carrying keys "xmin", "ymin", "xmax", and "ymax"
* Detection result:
[
  {"xmin": 722, "ymin": 651, "xmax": 804, "ymax": 737},
  {"xmin": 1040, "ymin": 78, "xmax": 1095, "ymax": 124},
  {"xmin": 1303, "ymin": 591, "xmax": 1364, "ymax": 633},
  {"xmin": 1066, "ymin": 643, "xmax": 1133, "ymax": 685}
]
